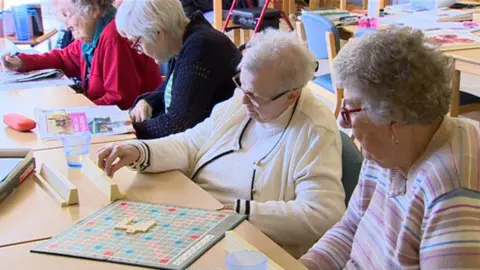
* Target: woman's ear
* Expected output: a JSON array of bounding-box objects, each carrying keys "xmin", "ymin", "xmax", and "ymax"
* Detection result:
[
  {"xmin": 91, "ymin": 4, "xmax": 102, "ymax": 19},
  {"xmin": 155, "ymin": 30, "xmax": 165, "ymax": 45},
  {"xmin": 389, "ymin": 120, "xmax": 402, "ymax": 146},
  {"xmin": 288, "ymin": 89, "xmax": 301, "ymax": 100},
  {"xmin": 285, "ymin": 89, "xmax": 301, "ymax": 106}
]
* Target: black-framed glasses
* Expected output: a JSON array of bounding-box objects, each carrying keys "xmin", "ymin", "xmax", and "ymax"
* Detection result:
[{"xmin": 232, "ymin": 73, "xmax": 291, "ymax": 107}]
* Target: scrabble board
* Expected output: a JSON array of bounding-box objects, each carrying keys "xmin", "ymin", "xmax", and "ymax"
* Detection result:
[{"xmin": 31, "ymin": 200, "xmax": 246, "ymax": 269}]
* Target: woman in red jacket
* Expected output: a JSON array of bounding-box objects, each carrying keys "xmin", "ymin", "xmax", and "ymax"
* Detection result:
[{"xmin": 1, "ymin": 0, "xmax": 162, "ymax": 110}]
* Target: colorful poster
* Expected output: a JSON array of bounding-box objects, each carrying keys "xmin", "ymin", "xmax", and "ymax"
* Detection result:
[
  {"xmin": 425, "ymin": 30, "xmax": 480, "ymax": 51},
  {"xmin": 36, "ymin": 106, "xmax": 133, "ymax": 140}
]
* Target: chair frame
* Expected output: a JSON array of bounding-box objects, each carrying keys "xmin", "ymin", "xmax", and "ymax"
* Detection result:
[
  {"xmin": 222, "ymin": 0, "xmax": 294, "ymax": 36},
  {"xmin": 213, "ymin": 0, "xmax": 248, "ymax": 46},
  {"xmin": 305, "ymin": 32, "xmax": 343, "ymax": 117},
  {"xmin": 450, "ymin": 71, "xmax": 480, "ymax": 116}
]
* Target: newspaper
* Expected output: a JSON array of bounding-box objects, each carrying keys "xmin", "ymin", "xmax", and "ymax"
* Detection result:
[
  {"xmin": 35, "ymin": 106, "xmax": 134, "ymax": 140},
  {"xmin": 0, "ymin": 69, "xmax": 64, "ymax": 84}
]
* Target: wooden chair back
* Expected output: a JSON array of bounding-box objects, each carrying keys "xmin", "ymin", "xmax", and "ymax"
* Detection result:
[{"xmin": 325, "ymin": 31, "xmax": 343, "ymax": 117}]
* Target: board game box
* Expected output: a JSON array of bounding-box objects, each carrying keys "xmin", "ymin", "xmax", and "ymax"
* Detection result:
[
  {"xmin": 0, "ymin": 151, "xmax": 35, "ymax": 203},
  {"xmin": 31, "ymin": 200, "xmax": 246, "ymax": 269}
]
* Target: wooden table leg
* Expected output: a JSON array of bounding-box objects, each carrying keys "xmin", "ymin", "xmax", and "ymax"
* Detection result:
[
  {"xmin": 213, "ymin": 0, "xmax": 223, "ymax": 31},
  {"xmin": 309, "ymin": 0, "xmax": 320, "ymax": 9},
  {"xmin": 241, "ymin": 29, "xmax": 251, "ymax": 45},
  {"xmin": 450, "ymin": 70, "xmax": 461, "ymax": 117},
  {"xmin": 233, "ymin": 29, "xmax": 241, "ymax": 46},
  {"xmin": 288, "ymin": 0, "xmax": 296, "ymax": 15}
]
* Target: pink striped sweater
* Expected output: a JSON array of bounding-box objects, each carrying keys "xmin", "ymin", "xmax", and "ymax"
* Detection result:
[{"xmin": 300, "ymin": 117, "xmax": 480, "ymax": 269}]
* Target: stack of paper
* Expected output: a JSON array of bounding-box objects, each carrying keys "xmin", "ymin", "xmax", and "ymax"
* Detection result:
[
  {"xmin": 303, "ymin": 9, "xmax": 352, "ymax": 21},
  {"xmin": 0, "ymin": 69, "xmax": 63, "ymax": 84},
  {"xmin": 424, "ymin": 8, "xmax": 473, "ymax": 22},
  {"xmin": 384, "ymin": 3, "xmax": 429, "ymax": 15}
]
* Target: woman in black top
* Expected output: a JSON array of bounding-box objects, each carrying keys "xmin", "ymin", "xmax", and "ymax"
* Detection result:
[{"xmin": 116, "ymin": 0, "xmax": 242, "ymax": 139}]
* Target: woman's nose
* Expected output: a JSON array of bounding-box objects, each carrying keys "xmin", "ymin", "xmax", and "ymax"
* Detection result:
[
  {"xmin": 241, "ymin": 94, "xmax": 250, "ymax": 105},
  {"xmin": 338, "ymin": 114, "xmax": 351, "ymax": 129}
]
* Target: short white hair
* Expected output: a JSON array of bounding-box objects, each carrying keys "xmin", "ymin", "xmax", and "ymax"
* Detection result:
[
  {"xmin": 238, "ymin": 28, "xmax": 316, "ymax": 93},
  {"xmin": 115, "ymin": 0, "xmax": 189, "ymax": 43}
]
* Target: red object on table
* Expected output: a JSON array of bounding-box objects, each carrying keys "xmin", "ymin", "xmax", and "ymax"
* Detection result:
[{"xmin": 3, "ymin": 113, "xmax": 37, "ymax": 132}]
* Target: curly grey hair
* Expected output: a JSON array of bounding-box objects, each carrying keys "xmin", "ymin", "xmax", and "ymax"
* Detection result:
[
  {"xmin": 238, "ymin": 28, "xmax": 317, "ymax": 94},
  {"xmin": 333, "ymin": 27, "xmax": 453, "ymax": 125},
  {"xmin": 70, "ymin": 0, "xmax": 115, "ymax": 15}
]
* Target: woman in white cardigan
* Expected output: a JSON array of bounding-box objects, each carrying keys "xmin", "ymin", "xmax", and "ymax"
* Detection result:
[{"xmin": 97, "ymin": 29, "xmax": 345, "ymax": 257}]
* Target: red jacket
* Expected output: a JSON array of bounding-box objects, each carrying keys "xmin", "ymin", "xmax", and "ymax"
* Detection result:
[{"xmin": 19, "ymin": 21, "xmax": 163, "ymax": 110}]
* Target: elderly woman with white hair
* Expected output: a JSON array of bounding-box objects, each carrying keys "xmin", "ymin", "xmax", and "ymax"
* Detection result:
[
  {"xmin": 300, "ymin": 27, "xmax": 480, "ymax": 270},
  {"xmin": 115, "ymin": 0, "xmax": 242, "ymax": 140},
  {"xmin": 96, "ymin": 29, "xmax": 345, "ymax": 257},
  {"xmin": 1, "ymin": 0, "xmax": 161, "ymax": 110}
]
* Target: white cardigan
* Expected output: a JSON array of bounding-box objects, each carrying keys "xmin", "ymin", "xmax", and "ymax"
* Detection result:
[{"xmin": 129, "ymin": 89, "xmax": 345, "ymax": 257}]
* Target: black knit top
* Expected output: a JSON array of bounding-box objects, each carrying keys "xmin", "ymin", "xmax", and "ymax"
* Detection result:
[{"xmin": 133, "ymin": 12, "xmax": 242, "ymax": 139}]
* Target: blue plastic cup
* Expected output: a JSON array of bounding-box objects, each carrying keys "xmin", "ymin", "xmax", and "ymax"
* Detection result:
[
  {"xmin": 60, "ymin": 134, "xmax": 91, "ymax": 168},
  {"xmin": 226, "ymin": 251, "xmax": 267, "ymax": 270},
  {"xmin": 0, "ymin": 11, "xmax": 4, "ymax": 37},
  {"xmin": 12, "ymin": 5, "xmax": 32, "ymax": 41},
  {"xmin": 2, "ymin": 10, "xmax": 16, "ymax": 36}
]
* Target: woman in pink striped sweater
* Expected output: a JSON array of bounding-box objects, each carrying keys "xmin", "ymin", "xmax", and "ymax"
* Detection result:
[{"xmin": 300, "ymin": 27, "xmax": 480, "ymax": 269}]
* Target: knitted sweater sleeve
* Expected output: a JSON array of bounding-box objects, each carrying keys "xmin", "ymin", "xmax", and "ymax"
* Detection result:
[
  {"xmin": 135, "ymin": 59, "xmax": 173, "ymax": 112},
  {"xmin": 132, "ymin": 35, "xmax": 234, "ymax": 140},
  {"xmin": 124, "ymin": 96, "xmax": 233, "ymax": 176},
  {"xmin": 299, "ymin": 162, "xmax": 369, "ymax": 270},
  {"xmin": 419, "ymin": 188, "xmax": 480, "ymax": 269}
]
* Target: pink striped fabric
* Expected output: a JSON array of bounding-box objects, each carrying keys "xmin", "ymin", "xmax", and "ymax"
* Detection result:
[{"xmin": 300, "ymin": 117, "xmax": 480, "ymax": 269}]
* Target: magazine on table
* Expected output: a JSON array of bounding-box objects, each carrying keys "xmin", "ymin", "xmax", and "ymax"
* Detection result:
[
  {"xmin": 35, "ymin": 105, "xmax": 134, "ymax": 140},
  {"xmin": 424, "ymin": 29, "xmax": 480, "ymax": 51},
  {"xmin": 413, "ymin": 8, "xmax": 474, "ymax": 22},
  {"xmin": 0, "ymin": 69, "xmax": 64, "ymax": 84}
]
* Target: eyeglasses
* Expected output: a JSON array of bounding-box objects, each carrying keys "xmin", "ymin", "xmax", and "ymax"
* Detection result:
[
  {"xmin": 340, "ymin": 101, "xmax": 362, "ymax": 126},
  {"xmin": 130, "ymin": 36, "xmax": 143, "ymax": 53},
  {"xmin": 232, "ymin": 73, "xmax": 290, "ymax": 107}
]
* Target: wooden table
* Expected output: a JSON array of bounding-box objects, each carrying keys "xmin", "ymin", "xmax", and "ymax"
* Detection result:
[
  {"xmin": 0, "ymin": 221, "xmax": 306, "ymax": 270},
  {"xmin": 0, "ymin": 144, "xmax": 223, "ymax": 248},
  {"xmin": 0, "ymin": 88, "xmax": 135, "ymax": 153},
  {"xmin": 445, "ymin": 49, "xmax": 480, "ymax": 116},
  {"xmin": 5, "ymin": 29, "xmax": 58, "ymax": 50},
  {"xmin": 0, "ymin": 85, "xmax": 75, "ymax": 98},
  {"xmin": 0, "ymin": 144, "xmax": 306, "ymax": 270},
  {"xmin": 337, "ymin": 25, "xmax": 480, "ymax": 117}
]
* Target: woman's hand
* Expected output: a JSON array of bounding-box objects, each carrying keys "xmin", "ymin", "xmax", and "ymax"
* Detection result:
[
  {"xmin": 96, "ymin": 143, "xmax": 141, "ymax": 177},
  {"xmin": 129, "ymin": 99, "xmax": 153, "ymax": 123},
  {"xmin": 1, "ymin": 53, "xmax": 23, "ymax": 71}
]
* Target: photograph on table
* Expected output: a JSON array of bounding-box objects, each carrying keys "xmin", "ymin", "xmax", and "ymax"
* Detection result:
[
  {"xmin": 425, "ymin": 29, "xmax": 480, "ymax": 51},
  {"xmin": 35, "ymin": 106, "xmax": 134, "ymax": 140}
]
